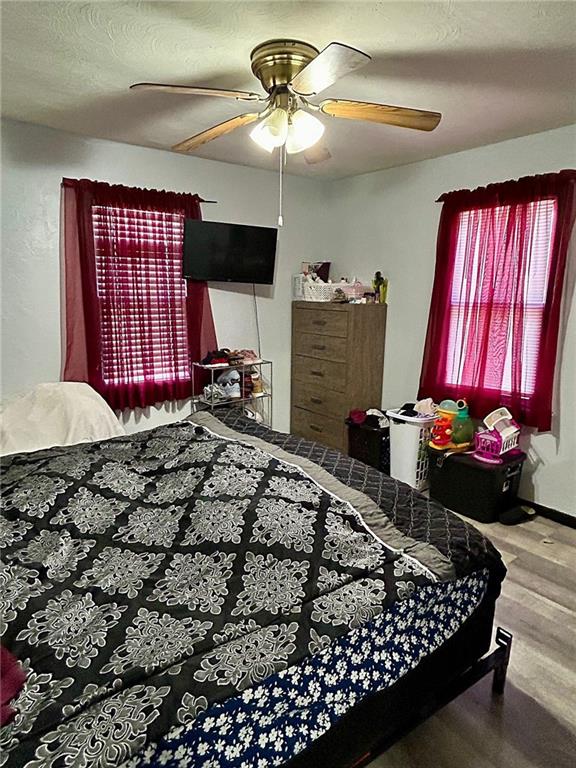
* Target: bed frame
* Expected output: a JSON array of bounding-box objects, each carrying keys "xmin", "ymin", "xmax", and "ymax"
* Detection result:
[{"xmin": 285, "ymin": 596, "xmax": 512, "ymax": 768}]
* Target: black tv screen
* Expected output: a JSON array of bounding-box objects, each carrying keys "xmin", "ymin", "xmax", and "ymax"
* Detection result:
[{"xmin": 183, "ymin": 219, "xmax": 277, "ymax": 284}]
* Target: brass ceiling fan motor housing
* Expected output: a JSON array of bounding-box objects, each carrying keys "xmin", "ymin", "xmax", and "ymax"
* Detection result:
[{"xmin": 250, "ymin": 39, "xmax": 319, "ymax": 93}]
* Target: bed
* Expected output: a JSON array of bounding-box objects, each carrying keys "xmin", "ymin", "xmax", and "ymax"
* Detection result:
[{"xmin": 0, "ymin": 408, "xmax": 508, "ymax": 768}]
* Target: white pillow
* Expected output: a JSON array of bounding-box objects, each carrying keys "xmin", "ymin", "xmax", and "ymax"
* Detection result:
[{"xmin": 0, "ymin": 382, "xmax": 125, "ymax": 456}]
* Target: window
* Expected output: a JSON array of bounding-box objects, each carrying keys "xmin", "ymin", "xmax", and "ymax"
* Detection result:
[
  {"xmin": 418, "ymin": 171, "xmax": 576, "ymax": 431},
  {"xmin": 61, "ymin": 178, "xmax": 217, "ymax": 411},
  {"xmin": 445, "ymin": 198, "xmax": 557, "ymax": 397},
  {"xmin": 92, "ymin": 205, "xmax": 190, "ymax": 387}
]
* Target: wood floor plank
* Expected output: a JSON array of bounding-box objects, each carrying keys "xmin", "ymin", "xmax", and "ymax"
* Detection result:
[
  {"xmin": 547, "ymin": 523, "xmax": 576, "ymax": 547},
  {"xmin": 519, "ymin": 517, "xmax": 557, "ymax": 536},
  {"xmin": 369, "ymin": 516, "xmax": 576, "ymax": 768},
  {"xmin": 484, "ymin": 528, "xmax": 575, "ymax": 567},
  {"xmin": 497, "ymin": 549, "xmax": 519, "ymax": 567},
  {"xmin": 505, "ymin": 559, "xmax": 576, "ymax": 613},
  {"xmin": 499, "ymin": 577, "xmax": 575, "ymax": 626},
  {"xmin": 483, "ymin": 532, "xmax": 576, "ymax": 572}
]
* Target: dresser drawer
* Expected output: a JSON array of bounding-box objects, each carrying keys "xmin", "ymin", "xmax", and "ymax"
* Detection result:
[
  {"xmin": 292, "ymin": 355, "xmax": 346, "ymax": 392},
  {"xmin": 293, "ymin": 308, "xmax": 348, "ymax": 338},
  {"xmin": 291, "ymin": 407, "xmax": 345, "ymax": 451},
  {"xmin": 292, "ymin": 380, "xmax": 348, "ymax": 418},
  {"xmin": 293, "ymin": 332, "xmax": 347, "ymax": 362}
]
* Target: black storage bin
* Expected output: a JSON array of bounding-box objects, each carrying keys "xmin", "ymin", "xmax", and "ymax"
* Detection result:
[
  {"xmin": 347, "ymin": 420, "xmax": 390, "ymax": 475},
  {"xmin": 428, "ymin": 448, "xmax": 526, "ymax": 523}
]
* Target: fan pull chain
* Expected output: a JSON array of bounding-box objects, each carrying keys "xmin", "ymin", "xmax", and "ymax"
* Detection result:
[{"xmin": 278, "ymin": 144, "xmax": 284, "ymax": 227}]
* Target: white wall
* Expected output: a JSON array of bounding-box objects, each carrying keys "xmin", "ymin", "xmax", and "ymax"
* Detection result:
[
  {"xmin": 2, "ymin": 118, "xmax": 574, "ymax": 514},
  {"xmin": 0, "ymin": 119, "xmax": 330, "ymax": 433},
  {"xmin": 323, "ymin": 124, "xmax": 576, "ymax": 516}
]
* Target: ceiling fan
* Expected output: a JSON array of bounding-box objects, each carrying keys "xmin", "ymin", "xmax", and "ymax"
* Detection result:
[{"xmin": 131, "ymin": 39, "xmax": 441, "ymax": 163}]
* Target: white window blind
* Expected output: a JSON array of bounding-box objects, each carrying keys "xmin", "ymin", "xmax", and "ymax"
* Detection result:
[
  {"xmin": 92, "ymin": 205, "xmax": 190, "ymax": 386},
  {"xmin": 445, "ymin": 197, "xmax": 557, "ymax": 396}
]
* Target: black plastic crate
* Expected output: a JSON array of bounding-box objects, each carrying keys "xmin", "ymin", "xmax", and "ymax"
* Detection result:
[
  {"xmin": 347, "ymin": 420, "xmax": 390, "ymax": 475},
  {"xmin": 428, "ymin": 448, "xmax": 526, "ymax": 523}
]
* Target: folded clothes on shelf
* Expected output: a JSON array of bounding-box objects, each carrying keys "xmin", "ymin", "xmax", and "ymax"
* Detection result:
[
  {"xmin": 237, "ymin": 349, "xmax": 259, "ymax": 363},
  {"xmin": 201, "ymin": 349, "xmax": 231, "ymax": 365},
  {"xmin": 201, "ymin": 348, "xmax": 261, "ymax": 366}
]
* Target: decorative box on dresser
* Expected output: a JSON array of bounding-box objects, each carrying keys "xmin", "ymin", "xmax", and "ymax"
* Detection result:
[{"xmin": 290, "ymin": 301, "xmax": 387, "ymax": 452}]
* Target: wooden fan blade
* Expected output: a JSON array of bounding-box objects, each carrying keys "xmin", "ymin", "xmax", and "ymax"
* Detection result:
[
  {"xmin": 130, "ymin": 83, "xmax": 264, "ymax": 101},
  {"xmin": 290, "ymin": 42, "xmax": 370, "ymax": 96},
  {"xmin": 173, "ymin": 113, "xmax": 260, "ymax": 153},
  {"xmin": 319, "ymin": 99, "xmax": 441, "ymax": 131},
  {"xmin": 304, "ymin": 144, "xmax": 332, "ymax": 165}
]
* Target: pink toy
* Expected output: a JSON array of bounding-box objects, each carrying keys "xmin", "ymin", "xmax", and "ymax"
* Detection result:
[{"xmin": 474, "ymin": 407, "xmax": 520, "ymax": 464}]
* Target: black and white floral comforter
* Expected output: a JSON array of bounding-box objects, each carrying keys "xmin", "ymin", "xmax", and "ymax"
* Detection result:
[{"xmin": 0, "ymin": 412, "xmax": 505, "ymax": 767}]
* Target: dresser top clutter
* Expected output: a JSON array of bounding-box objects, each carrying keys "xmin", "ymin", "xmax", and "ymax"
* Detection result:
[{"xmin": 290, "ymin": 301, "xmax": 387, "ymax": 452}]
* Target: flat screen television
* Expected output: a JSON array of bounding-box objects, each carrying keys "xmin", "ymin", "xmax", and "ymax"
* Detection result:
[{"xmin": 183, "ymin": 219, "xmax": 277, "ymax": 284}]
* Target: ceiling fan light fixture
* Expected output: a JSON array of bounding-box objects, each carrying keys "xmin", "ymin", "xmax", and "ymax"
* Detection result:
[
  {"xmin": 285, "ymin": 109, "xmax": 325, "ymax": 154},
  {"xmin": 137, "ymin": 39, "xmax": 442, "ymax": 161},
  {"xmin": 250, "ymin": 107, "xmax": 288, "ymax": 152}
]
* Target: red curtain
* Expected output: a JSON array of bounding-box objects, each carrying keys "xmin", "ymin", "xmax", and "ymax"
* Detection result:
[
  {"xmin": 418, "ymin": 170, "xmax": 576, "ymax": 431},
  {"xmin": 61, "ymin": 178, "xmax": 217, "ymax": 411}
]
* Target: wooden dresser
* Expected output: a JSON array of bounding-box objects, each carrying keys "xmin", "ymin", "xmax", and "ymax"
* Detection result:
[{"xmin": 290, "ymin": 301, "xmax": 387, "ymax": 452}]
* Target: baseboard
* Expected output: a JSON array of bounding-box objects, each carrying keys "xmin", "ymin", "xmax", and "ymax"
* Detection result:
[{"xmin": 518, "ymin": 498, "xmax": 576, "ymax": 529}]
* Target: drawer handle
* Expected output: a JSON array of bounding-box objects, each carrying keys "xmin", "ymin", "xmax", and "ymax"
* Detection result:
[
  {"xmin": 310, "ymin": 424, "xmax": 322, "ymax": 433},
  {"xmin": 312, "ymin": 320, "xmax": 327, "ymax": 327},
  {"xmin": 312, "ymin": 344, "xmax": 326, "ymax": 351},
  {"xmin": 310, "ymin": 397, "xmax": 322, "ymax": 404},
  {"xmin": 311, "ymin": 370, "xmax": 324, "ymax": 378}
]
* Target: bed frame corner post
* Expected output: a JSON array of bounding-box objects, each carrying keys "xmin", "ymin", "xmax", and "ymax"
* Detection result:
[{"xmin": 492, "ymin": 626, "xmax": 513, "ymax": 695}]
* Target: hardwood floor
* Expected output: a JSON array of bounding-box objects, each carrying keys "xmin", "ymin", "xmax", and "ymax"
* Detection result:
[{"xmin": 370, "ymin": 516, "xmax": 576, "ymax": 768}]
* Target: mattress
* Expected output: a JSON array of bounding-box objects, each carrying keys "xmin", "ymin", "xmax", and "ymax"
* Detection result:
[{"xmin": 0, "ymin": 411, "xmax": 505, "ymax": 767}]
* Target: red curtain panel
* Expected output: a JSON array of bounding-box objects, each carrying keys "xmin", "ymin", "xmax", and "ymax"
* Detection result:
[
  {"xmin": 61, "ymin": 179, "xmax": 217, "ymax": 411},
  {"xmin": 418, "ymin": 170, "xmax": 576, "ymax": 431}
]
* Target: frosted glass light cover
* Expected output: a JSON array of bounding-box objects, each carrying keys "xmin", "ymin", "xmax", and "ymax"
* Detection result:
[
  {"xmin": 249, "ymin": 108, "xmax": 288, "ymax": 152},
  {"xmin": 286, "ymin": 110, "xmax": 325, "ymax": 154}
]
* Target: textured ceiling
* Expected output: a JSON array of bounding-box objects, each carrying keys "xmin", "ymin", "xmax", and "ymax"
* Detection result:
[{"xmin": 1, "ymin": 1, "xmax": 575, "ymax": 179}]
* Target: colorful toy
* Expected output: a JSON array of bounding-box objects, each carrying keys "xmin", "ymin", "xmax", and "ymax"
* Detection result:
[
  {"xmin": 429, "ymin": 398, "xmax": 473, "ymax": 450},
  {"xmin": 430, "ymin": 416, "xmax": 453, "ymax": 448},
  {"xmin": 430, "ymin": 399, "xmax": 457, "ymax": 450},
  {"xmin": 451, "ymin": 401, "xmax": 475, "ymax": 448},
  {"xmin": 437, "ymin": 399, "xmax": 459, "ymax": 418},
  {"xmin": 474, "ymin": 407, "xmax": 520, "ymax": 464}
]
